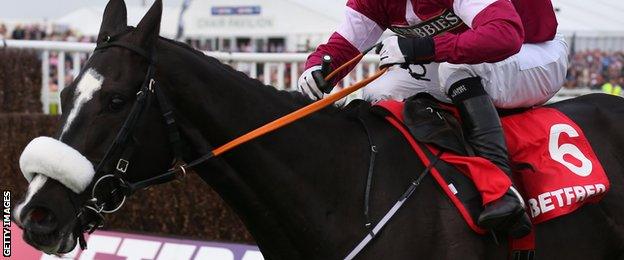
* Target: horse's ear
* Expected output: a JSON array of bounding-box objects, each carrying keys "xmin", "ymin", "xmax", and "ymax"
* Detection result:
[
  {"xmin": 97, "ymin": 0, "xmax": 127, "ymax": 43},
  {"xmin": 135, "ymin": 0, "xmax": 162, "ymax": 48}
]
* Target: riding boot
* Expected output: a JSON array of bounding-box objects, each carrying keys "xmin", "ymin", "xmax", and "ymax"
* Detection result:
[{"xmin": 447, "ymin": 77, "xmax": 531, "ymax": 238}]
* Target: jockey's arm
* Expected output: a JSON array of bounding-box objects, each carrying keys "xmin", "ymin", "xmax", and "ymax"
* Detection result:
[
  {"xmin": 433, "ymin": 0, "xmax": 525, "ymax": 64},
  {"xmin": 305, "ymin": 0, "xmax": 387, "ymax": 83}
]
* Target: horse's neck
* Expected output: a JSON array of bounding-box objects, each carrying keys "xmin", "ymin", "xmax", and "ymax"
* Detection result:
[{"xmin": 158, "ymin": 44, "xmax": 368, "ymax": 258}]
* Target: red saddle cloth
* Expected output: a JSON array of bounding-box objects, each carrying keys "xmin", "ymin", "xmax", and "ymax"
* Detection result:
[
  {"xmin": 502, "ymin": 107, "xmax": 610, "ymax": 224},
  {"xmin": 375, "ymin": 101, "xmax": 610, "ymax": 225}
]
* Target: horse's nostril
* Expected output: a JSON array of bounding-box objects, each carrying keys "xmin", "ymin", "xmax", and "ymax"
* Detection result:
[
  {"xmin": 30, "ymin": 208, "xmax": 47, "ymax": 223},
  {"xmin": 25, "ymin": 207, "xmax": 57, "ymax": 233}
]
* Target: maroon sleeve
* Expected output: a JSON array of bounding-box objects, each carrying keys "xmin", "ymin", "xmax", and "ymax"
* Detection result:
[
  {"xmin": 511, "ymin": 0, "xmax": 557, "ymax": 43},
  {"xmin": 305, "ymin": 32, "xmax": 361, "ymax": 83},
  {"xmin": 433, "ymin": 0, "xmax": 525, "ymax": 64},
  {"xmin": 346, "ymin": 0, "xmax": 388, "ymax": 28},
  {"xmin": 305, "ymin": 0, "xmax": 387, "ymax": 83}
]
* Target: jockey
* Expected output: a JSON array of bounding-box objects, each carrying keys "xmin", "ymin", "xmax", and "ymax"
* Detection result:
[{"xmin": 298, "ymin": 0, "xmax": 569, "ymax": 238}]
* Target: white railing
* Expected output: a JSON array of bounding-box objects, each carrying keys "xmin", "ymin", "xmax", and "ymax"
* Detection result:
[
  {"xmin": 3, "ymin": 39, "xmax": 601, "ymax": 114},
  {"xmin": 4, "ymin": 40, "xmax": 380, "ymax": 114}
]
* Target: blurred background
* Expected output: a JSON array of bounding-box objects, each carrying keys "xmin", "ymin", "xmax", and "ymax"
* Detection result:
[
  {"xmin": 1, "ymin": 0, "xmax": 623, "ymax": 259},
  {"xmin": 2, "ymin": 0, "xmax": 624, "ymax": 113},
  {"xmin": 2, "ymin": 0, "xmax": 624, "ymax": 114}
]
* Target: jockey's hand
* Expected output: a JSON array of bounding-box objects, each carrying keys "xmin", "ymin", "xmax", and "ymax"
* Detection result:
[
  {"xmin": 377, "ymin": 35, "xmax": 435, "ymax": 68},
  {"xmin": 297, "ymin": 65, "xmax": 324, "ymax": 100}
]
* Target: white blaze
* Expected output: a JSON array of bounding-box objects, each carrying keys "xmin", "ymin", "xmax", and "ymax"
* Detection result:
[
  {"xmin": 13, "ymin": 174, "xmax": 48, "ymax": 225},
  {"xmin": 60, "ymin": 68, "xmax": 104, "ymax": 139}
]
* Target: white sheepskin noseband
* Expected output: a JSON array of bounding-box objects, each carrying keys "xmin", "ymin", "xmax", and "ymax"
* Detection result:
[{"xmin": 19, "ymin": 136, "xmax": 95, "ymax": 193}]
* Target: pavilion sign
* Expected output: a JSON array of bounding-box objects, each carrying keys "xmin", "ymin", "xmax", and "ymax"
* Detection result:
[
  {"xmin": 196, "ymin": 17, "xmax": 275, "ymax": 30},
  {"xmin": 211, "ymin": 6, "xmax": 262, "ymax": 16}
]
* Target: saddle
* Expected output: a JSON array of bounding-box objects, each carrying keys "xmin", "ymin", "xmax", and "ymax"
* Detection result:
[
  {"xmin": 368, "ymin": 94, "xmax": 610, "ymax": 257},
  {"xmin": 371, "ymin": 93, "xmax": 610, "ymax": 221},
  {"xmin": 401, "ymin": 94, "xmax": 471, "ymax": 156}
]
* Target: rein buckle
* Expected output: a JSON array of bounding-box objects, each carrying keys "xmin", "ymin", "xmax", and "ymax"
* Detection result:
[
  {"xmin": 148, "ymin": 78, "xmax": 155, "ymax": 92},
  {"xmin": 177, "ymin": 164, "xmax": 188, "ymax": 178},
  {"xmin": 116, "ymin": 159, "xmax": 129, "ymax": 173}
]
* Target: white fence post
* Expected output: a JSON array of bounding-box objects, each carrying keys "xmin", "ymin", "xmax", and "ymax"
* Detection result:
[
  {"xmin": 277, "ymin": 63, "xmax": 285, "ymax": 90},
  {"xmin": 41, "ymin": 50, "xmax": 50, "ymax": 114},
  {"xmin": 263, "ymin": 63, "xmax": 271, "ymax": 86},
  {"xmin": 250, "ymin": 62, "xmax": 258, "ymax": 78},
  {"xmin": 290, "ymin": 62, "xmax": 298, "ymax": 90},
  {"xmin": 72, "ymin": 52, "xmax": 82, "ymax": 79},
  {"xmin": 56, "ymin": 51, "xmax": 66, "ymax": 114},
  {"xmin": 58, "ymin": 51, "xmax": 66, "ymax": 92}
]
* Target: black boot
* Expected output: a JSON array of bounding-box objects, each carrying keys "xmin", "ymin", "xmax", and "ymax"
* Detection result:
[{"xmin": 448, "ymin": 77, "xmax": 531, "ymax": 238}]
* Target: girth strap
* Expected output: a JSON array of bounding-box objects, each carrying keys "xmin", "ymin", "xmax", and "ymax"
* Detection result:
[{"xmin": 344, "ymin": 146, "xmax": 443, "ymax": 260}]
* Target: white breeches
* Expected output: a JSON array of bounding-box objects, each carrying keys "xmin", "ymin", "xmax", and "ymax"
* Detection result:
[{"xmin": 362, "ymin": 35, "xmax": 569, "ymax": 109}]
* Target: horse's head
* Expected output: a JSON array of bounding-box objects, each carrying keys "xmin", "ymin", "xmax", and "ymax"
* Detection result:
[{"xmin": 13, "ymin": 0, "xmax": 174, "ymax": 254}]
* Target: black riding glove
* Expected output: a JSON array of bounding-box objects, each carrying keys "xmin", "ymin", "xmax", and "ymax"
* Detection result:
[{"xmin": 377, "ymin": 35, "xmax": 435, "ymax": 68}]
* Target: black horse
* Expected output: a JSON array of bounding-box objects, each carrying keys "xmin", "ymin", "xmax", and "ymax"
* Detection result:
[{"xmin": 13, "ymin": 0, "xmax": 624, "ymax": 259}]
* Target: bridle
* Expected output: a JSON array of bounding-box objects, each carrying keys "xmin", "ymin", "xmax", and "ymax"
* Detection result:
[
  {"xmin": 68, "ymin": 27, "xmax": 389, "ymax": 250},
  {"xmin": 72, "ymin": 27, "xmax": 191, "ymax": 249}
]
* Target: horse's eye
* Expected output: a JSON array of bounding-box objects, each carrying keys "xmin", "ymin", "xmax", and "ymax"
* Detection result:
[{"xmin": 109, "ymin": 96, "xmax": 126, "ymax": 111}]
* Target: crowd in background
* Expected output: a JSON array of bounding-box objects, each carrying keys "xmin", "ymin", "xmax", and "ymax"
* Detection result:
[
  {"xmin": 566, "ymin": 50, "xmax": 624, "ymax": 93},
  {"xmin": 184, "ymin": 38, "xmax": 289, "ymax": 53},
  {"xmin": 0, "ymin": 23, "xmax": 94, "ymax": 103},
  {"xmin": 2, "ymin": 23, "xmax": 624, "ymax": 94},
  {"xmin": 0, "ymin": 23, "xmax": 95, "ymax": 42}
]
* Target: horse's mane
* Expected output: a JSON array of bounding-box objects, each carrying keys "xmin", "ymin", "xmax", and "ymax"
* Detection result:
[{"xmin": 158, "ymin": 37, "xmax": 335, "ymax": 111}]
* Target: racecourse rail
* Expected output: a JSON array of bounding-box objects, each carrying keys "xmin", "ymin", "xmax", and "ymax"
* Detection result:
[{"xmin": 3, "ymin": 39, "xmax": 601, "ymax": 114}]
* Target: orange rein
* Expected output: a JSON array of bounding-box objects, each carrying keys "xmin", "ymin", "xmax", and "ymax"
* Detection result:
[{"xmin": 212, "ymin": 53, "xmax": 387, "ymax": 156}]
